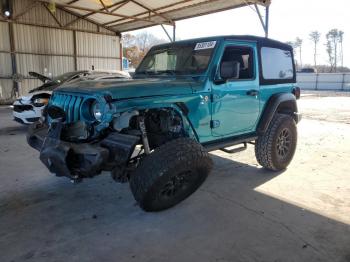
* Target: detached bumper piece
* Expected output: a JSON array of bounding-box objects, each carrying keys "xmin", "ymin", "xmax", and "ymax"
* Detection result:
[{"xmin": 27, "ymin": 121, "xmax": 139, "ymax": 181}]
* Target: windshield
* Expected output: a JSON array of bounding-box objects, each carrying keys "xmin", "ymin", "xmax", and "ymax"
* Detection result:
[{"xmin": 135, "ymin": 41, "xmax": 217, "ymax": 76}]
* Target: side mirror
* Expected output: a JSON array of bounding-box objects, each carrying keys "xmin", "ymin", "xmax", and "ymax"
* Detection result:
[{"xmin": 220, "ymin": 61, "xmax": 240, "ymax": 80}]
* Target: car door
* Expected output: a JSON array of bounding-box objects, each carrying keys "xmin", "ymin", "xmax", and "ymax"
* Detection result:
[{"xmin": 211, "ymin": 42, "xmax": 260, "ymax": 137}]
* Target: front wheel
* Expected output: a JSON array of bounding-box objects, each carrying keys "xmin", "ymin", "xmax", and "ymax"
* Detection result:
[
  {"xmin": 255, "ymin": 114, "xmax": 297, "ymax": 171},
  {"xmin": 129, "ymin": 138, "xmax": 213, "ymax": 212}
]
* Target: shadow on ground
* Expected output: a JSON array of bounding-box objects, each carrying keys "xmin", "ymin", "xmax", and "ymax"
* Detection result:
[
  {"xmin": 0, "ymin": 125, "xmax": 28, "ymax": 136},
  {"xmin": 0, "ymin": 153, "xmax": 349, "ymax": 262}
]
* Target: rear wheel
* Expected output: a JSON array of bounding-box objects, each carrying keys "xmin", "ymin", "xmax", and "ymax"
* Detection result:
[
  {"xmin": 129, "ymin": 138, "xmax": 213, "ymax": 212},
  {"xmin": 255, "ymin": 114, "xmax": 297, "ymax": 171}
]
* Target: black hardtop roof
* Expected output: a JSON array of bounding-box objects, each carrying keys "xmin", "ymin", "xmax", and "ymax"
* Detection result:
[{"xmin": 153, "ymin": 35, "xmax": 292, "ymax": 51}]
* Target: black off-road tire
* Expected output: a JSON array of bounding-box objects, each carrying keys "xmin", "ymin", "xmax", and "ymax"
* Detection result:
[
  {"xmin": 255, "ymin": 113, "xmax": 297, "ymax": 171},
  {"xmin": 129, "ymin": 138, "xmax": 213, "ymax": 212}
]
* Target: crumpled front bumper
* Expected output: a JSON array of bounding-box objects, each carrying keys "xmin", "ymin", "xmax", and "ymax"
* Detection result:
[{"xmin": 27, "ymin": 121, "xmax": 139, "ymax": 181}]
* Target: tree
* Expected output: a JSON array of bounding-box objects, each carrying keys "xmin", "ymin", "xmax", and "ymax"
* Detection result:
[
  {"xmin": 309, "ymin": 31, "xmax": 321, "ymax": 68},
  {"xmin": 121, "ymin": 33, "xmax": 136, "ymax": 48},
  {"xmin": 326, "ymin": 29, "xmax": 343, "ymax": 72},
  {"xmin": 286, "ymin": 41, "xmax": 298, "ymax": 69},
  {"xmin": 325, "ymin": 38, "xmax": 334, "ymax": 72},
  {"xmin": 121, "ymin": 32, "xmax": 166, "ymax": 68},
  {"xmin": 294, "ymin": 37, "xmax": 303, "ymax": 69},
  {"xmin": 135, "ymin": 32, "xmax": 165, "ymax": 53},
  {"xmin": 339, "ymin": 30, "xmax": 344, "ymax": 68},
  {"xmin": 124, "ymin": 46, "xmax": 145, "ymax": 68}
]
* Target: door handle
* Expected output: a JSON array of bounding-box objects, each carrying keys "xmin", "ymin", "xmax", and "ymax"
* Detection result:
[{"xmin": 246, "ymin": 89, "xmax": 259, "ymax": 96}]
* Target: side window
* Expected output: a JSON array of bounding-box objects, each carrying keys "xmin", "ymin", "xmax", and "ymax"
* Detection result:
[
  {"xmin": 261, "ymin": 47, "xmax": 294, "ymax": 79},
  {"xmin": 221, "ymin": 46, "xmax": 254, "ymax": 80}
]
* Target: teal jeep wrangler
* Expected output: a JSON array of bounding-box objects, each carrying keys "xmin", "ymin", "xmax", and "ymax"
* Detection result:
[{"xmin": 27, "ymin": 35, "xmax": 301, "ymax": 211}]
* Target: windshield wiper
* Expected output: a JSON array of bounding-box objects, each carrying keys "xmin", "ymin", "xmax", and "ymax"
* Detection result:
[
  {"xmin": 136, "ymin": 70, "xmax": 156, "ymax": 75},
  {"xmin": 156, "ymin": 70, "xmax": 176, "ymax": 75}
]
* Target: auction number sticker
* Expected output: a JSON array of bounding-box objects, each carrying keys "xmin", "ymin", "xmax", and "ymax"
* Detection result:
[{"xmin": 194, "ymin": 41, "xmax": 216, "ymax": 50}]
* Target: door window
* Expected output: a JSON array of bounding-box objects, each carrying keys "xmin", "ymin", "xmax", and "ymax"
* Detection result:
[{"xmin": 220, "ymin": 46, "xmax": 255, "ymax": 80}]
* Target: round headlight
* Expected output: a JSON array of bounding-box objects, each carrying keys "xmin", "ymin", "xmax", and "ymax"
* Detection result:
[{"xmin": 91, "ymin": 100, "xmax": 102, "ymax": 121}]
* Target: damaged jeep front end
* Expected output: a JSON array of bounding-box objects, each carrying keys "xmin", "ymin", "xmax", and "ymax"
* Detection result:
[
  {"xmin": 27, "ymin": 119, "xmax": 140, "ymax": 182},
  {"xmin": 27, "ymin": 100, "xmax": 189, "ymax": 182}
]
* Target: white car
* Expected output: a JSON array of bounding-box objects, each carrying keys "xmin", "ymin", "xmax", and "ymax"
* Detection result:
[{"xmin": 13, "ymin": 70, "xmax": 130, "ymax": 124}]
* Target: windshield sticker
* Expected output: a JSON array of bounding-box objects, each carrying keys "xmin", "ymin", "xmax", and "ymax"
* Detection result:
[{"xmin": 194, "ymin": 41, "xmax": 216, "ymax": 50}]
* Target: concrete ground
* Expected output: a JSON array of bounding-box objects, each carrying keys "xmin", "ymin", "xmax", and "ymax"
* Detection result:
[{"xmin": 0, "ymin": 92, "xmax": 349, "ymax": 262}]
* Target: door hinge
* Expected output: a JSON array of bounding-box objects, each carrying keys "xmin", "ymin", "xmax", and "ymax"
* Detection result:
[{"xmin": 210, "ymin": 120, "xmax": 220, "ymax": 129}]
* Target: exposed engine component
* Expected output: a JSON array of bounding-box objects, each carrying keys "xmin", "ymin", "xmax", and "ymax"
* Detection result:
[
  {"xmin": 144, "ymin": 108, "xmax": 185, "ymax": 148},
  {"xmin": 138, "ymin": 116, "xmax": 151, "ymax": 154},
  {"xmin": 113, "ymin": 110, "xmax": 139, "ymax": 131}
]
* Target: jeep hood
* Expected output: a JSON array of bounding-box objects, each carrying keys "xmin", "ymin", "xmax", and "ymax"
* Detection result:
[{"xmin": 56, "ymin": 78, "xmax": 199, "ymax": 99}]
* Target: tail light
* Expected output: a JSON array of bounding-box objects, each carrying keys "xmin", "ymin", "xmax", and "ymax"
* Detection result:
[{"xmin": 292, "ymin": 87, "xmax": 301, "ymax": 99}]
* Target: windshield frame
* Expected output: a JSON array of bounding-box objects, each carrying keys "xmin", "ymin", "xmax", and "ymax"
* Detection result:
[{"xmin": 134, "ymin": 40, "xmax": 219, "ymax": 77}]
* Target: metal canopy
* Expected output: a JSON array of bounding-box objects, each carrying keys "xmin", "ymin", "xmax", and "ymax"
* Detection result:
[{"xmin": 36, "ymin": 0, "xmax": 271, "ymax": 33}]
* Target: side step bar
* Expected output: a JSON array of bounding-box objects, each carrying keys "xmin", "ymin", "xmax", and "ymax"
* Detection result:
[
  {"xmin": 220, "ymin": 142, "xmax": 247, "ymax": 154},
  {"xmin": 203, "ymin": 134, "xmax": 257, "ymax": 152}
]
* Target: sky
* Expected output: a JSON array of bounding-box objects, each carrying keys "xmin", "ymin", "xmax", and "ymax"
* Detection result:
[{"xmin": 126, "ymin": 0, "xmax": 350, "ymax": 68}]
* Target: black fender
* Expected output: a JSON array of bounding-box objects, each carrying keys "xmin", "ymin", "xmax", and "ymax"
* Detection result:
[{"xmin": 257, "ymin": 93, "xmax": 301, "ymax": 135}]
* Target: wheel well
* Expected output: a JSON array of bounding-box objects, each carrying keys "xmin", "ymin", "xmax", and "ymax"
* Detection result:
[
  {"xmin": 257, "ymin": 93, "xmax": 298, "ymax": 134},
  {"xmin": 143, "ymin": 108, "xmax": 187, "ymax": 149},
  {"xmin": 114, "ymin": 107, "xmax": 188, "ymax": 150},
  {"xmin": 277, "ymin": 100, "xmax": 297, "ymax": 116}
]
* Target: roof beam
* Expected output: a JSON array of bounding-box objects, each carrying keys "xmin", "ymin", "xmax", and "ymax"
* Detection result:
[
  {"xmin": 109, "ymin": 0, "xmax": 131, "ymax": 13},
  {"xmin": 12, "ymin": 1, "xmax": 39, "ymax": 21},
  {"xmin": 42, "ymin": 2, "xmax": 63, "ymax": 27},
  {"xmin": 131, "ymin": 0, "xmax": 174, "ymax": 25},
  {"xmin": 37, "ymin": 1, "xmax": 171, "ymax": 25},
  {"xmin": 110, "ymin": 0, "xmax": 261, "ymax": 30},
  {"xmin": 103, "ymin": 1, "xmax": 135, "ymax": 26},
  {"xmin": 106, "ymin": 0, "xmax": 193, "ymax": 27},
  {"xmin": 66, "ymin": 0, "xmax": 80, "ymax": 4},
  {"xmin": 63, "ymin": 1, "xmax": 123, "ymax": 28},
  {"xmin": 53, "ymin": 5, "xmax": 117, "ymax": 34},
  {"xmin": 99, "ymin": 0, "xmax": 110, "ymax": 13}
]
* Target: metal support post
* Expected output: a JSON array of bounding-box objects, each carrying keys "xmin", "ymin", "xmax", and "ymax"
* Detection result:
[
  {"xmin": 160, "ymin": 24, "xmax": 172, "ymax": 42},
  {"xmin": 161, "ymin": 22, "xmax": 176, "ymax": 42},
  {"xmin": 173, "ymin": 23, "xmax": 176, "ymax": 42},
  {"xmin": 265, "ymin": 6, "xmax": 269, "ymax": 38},
  {"xmin": 254, "ymin": 4, "xmax": 270, "ymax": 38}
]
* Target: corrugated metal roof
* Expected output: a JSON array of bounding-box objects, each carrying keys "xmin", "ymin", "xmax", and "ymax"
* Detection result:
[{"xmin": 38, "ymin": 0, "xmax": 270, "ymax": 33}]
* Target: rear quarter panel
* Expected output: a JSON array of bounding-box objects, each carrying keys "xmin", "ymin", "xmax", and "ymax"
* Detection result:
[{"xmin": 259, "ymin": 83, "xmax": 295, "ymax": 113}]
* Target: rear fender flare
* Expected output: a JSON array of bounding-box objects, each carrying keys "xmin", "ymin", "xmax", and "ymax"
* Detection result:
[{"xmin": 257, "ymin": 93, "xmax": 298, "ymax": 134}]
